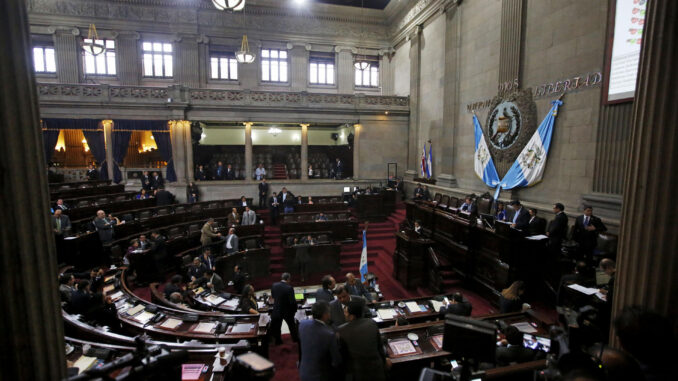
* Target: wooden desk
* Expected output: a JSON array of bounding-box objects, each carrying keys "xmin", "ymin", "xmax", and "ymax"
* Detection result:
[
  {"xmin": 355, "ymin": 190, "xmax": 396, "ymax": 220},
  {"xmin": 51, "ymin": 184, "xmax": 125, "ymax": 200},
  {"xmin": 294, "ymin": 202, "xmax": 349, "ymax": 213}
]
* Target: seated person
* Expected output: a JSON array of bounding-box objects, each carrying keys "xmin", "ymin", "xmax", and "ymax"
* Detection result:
[
  {"xmin": 169, "ymin": 292, "xmax": 189, "ymax": 309},
  {"xmin": 69, "ymin": 280, "xmax": 116, "ymax": 325},
  {"xmin": 59, "ymin": 273, "xmax": 75, "ymax": 303},
  {"xmin": 413, "ymin": 183, "xmax": 425, "ymax": 200},
  {"xmin": 413, "ymin": 220, "xmax": 423, "ymax": 235},
  {"xmin": 187, "ymin": 257, "xmax": 206, "ymax": 284},
  {"xmin": 193, "ymin": 269, "xmax": 225, "ymax": 293},
  {"xmin": 344, "ymin": 273, "xmax": 376, "ymax": 303},
  {"xmin": 239, "ymin": 196, "xmax": 248, "ymax": 207},
  {"xmin": 163, "ymin": 274, "xmax": 185, "ymax": 299},
  {"xmin": 557, "ymin": 261, "xmax": 595, "ymax": 305},
  {"xmin": 126, "ymin": 239, "xmax": 140, "ymax": 256},
  {"xmin": 496, "ymin": 326, "xmax": 536, "ymax": 366},
  {"xmin": 301, "ymin": 234, "xmax": 316, "ymax": 245},
  {"xmin": 315, "ymin": 212, "xmax": 328, "ymax": 222},
  {"xmin": 439, "ymin": 292, "xmax": 472, "ymax": 317},
  {"xmin": 307, "ymin": 196, "xmax": 314, "ymax": 205},
  {"xmin": 297, "ymin": 195, "xmax": 305, "ymax": 205},
  {"xmin": 499, "ymin": 280, "xmax": 526, "ymax": 313},
  {"xmin": 136, "ymin": 189, "xmax": 150, "ymax": 199},
  {"xmin": 495, "ymin": 201, "xmax": 507, "ymax": 221},
  {"xmin": 460, "ymin": 196, "xmax": 477, "ymax": 214},
  {"xmin": 200, "ymin": 248, "xmax": 216, "ymax": 271},
  {"xmin": 238, "ymin": 284, "xmax": 259, "ymax": 314},
  {"xmin": 527, "ymin": 208, "xmax": 547, "ymax": 235}
]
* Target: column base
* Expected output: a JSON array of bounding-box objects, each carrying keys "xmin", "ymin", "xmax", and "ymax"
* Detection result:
[
  {"xmin": 436, "ymin": 173, "xmax": 458, "ymax": 188},
  {"xmin": 404, "ymin": 170, "xmax": 417, "ymax": 181}
]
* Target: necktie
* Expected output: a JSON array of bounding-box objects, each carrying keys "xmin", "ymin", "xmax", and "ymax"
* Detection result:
[
  {"xmin": 56, "ymin": 218, "xmax": 61, "ymax": 232},
  {"xmin": 584, "ymin": 216, "xmax": 589, "ymax": 227}
]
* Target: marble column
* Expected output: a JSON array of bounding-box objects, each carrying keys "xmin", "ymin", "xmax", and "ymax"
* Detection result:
[
  {"xmin": 335, "ymin": 46, "xmax": 354, "ymax": 94},
  {"xmin": 53, "ymin": 27, "xmax": 80, "ymax": 84},
  {"xmin": 498, "ymin": 0, "xmax": 525, "ymax": 84},
  {"xmin": 300, "ymin": 124, "xmax": 309, "ymax": 180},
  {"xmin": 185, "ymin": 121, "xmax": 195, "ymax": 182},
  {"xmin": 353, "ymin": 124, "xmax": 361, "ymax": 179},
  {"xmin": 406, "ymin": 26, "xmax": 423, "ymax": 177},
  {"xmin": 439, "ymin": 0, "xmax": 462, "ymax": 188},
  {"xmin": 116, "ymin": 32, "xmax": 140, "ymax": 86},
  {"xmin": 289, "ymin": 44, "xmax": 309, "ymax": 91},
  {"xmin": 612, "ymin": 0, "xmax": 678, "ymax": 333},
  {"xmin": 0, "ymin": 0, "xmax": 65, "ymax": 378},
  {"xmin": 244, "ymin": 122, "xmax": 253, "ymax": 181},
  {"xmin": 102, "ymin": 119, "xmax": 115, "ymax": 181}
]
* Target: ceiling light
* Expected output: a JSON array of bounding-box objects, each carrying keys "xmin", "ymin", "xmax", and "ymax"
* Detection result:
[
  {"xmin": 236, "ymin": 35, "xmax": 256, "ymax": 64},
  {"xmin": 268, "ymin": 127, "xmax": 282, "ymax": 136},
  {"xmin": 82, "ymin": 24, "xmax": 106, "ymax": 56},
  {"xmin": 212, "ymin": 0, "xmax": 246, "ymax": 11}
]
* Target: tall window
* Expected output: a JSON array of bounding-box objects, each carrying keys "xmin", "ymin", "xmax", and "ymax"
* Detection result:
[
  {"xmin": 33, "ymin": 45, "xmax": 56, "ymax": 73},
  {"xmin": 355, "ymin": 59, "xmax": 379, "ymax": 88},
  {"xmin": 261, "ymin": 49, "xmax": 288, "ymax": 83},
  {"xmin": 142, "ymin": 42, "xmax": 173, "ymax": 78},
  {"xmin": 210, "ymin": 51, "xmax": 238, "ymax": 80},
  {"xmin": 83, "ymin": 39, "xmax": 116, "ymax": 75},
  {"xmin": 309, "ymin": 53, "xmax": 335, "ymax": 85}
]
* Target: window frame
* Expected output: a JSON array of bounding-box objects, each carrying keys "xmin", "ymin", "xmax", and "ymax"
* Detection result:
[
  {"xmin": 260, "ymin": 48, "xmax": 289, "ymax": 84},
  {"xmin": 32, "ymin": 44, "xmax": 57, "ymax": 75},
  {"xmin": 309, "ymin": 52, "xmax": 336, "ymax": 86},
  {"xmin": 141, "ymin": 41, "xmax": 174, "ymax": 79},
  {"xmin": 354, "ymin": 57, "xmax": 380, "ymax": 89},
  {"xmin": 82, "ymin": 38, "xmax": 117, "ymax": 77},
  {"xmin": 209, "ymin": 50, "xmax": 239, "ymax": 81}
]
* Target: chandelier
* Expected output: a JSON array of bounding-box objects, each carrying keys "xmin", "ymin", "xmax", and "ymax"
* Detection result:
[
  {"xmin": 268, "ymin": 127, "xmax": 282, "ymax": 137},
  {"xmin": 236, "ymin": 35, "xmax": 256, "ymax": 64},
  {"xmin": 82, "ymin": 24, "xmax": 106, "ymax": 56},
  {"xmin": 211, "ymin": 0, "xmax": 245, "ymax": 11}
]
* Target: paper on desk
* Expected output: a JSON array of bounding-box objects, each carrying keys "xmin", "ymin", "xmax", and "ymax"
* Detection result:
[
  {"xmin": 567, "ymin": 284, "xmax": 599, "ymax": 295},
  {"xmin": 388, "ymin": 339, "xmax": 417, "ymax": 356},
  {"xmin": 512, "ymin": 322, "xmax": 538, "ymax": 333},
  {"xmin": 258, "ymin": 314, "xmax": 271, "ymax": 326},
  {"xmin": 405, "ymin": 301, "xmax": 420, "ymax": 313},
  {"xmin": 159, "ymin": 318, "xmax": 183, "ymax": 330},
  {"xmin": 73, "ymin": 355, "xmax": 98, "ymax": 374},
  {"xmin": 372, "ymin": 317, "xmax": 384, "ymax": 323},
  {"xmin": 257, "ymin": 301, "xmax": 266, "ymax": 309},
  {"xmin": 64, "ymin": 236, "xmax": 77, "ymax": 240},
  {"xmin": 230, "ymin": 323, "xmax": 253, "ymax": 334},
  {"xmin": 109, "ymin": 291, "xmax": 124, "ymax": 301},
  {"xmin": 222, "ymin": 298, "xmax": 239, "ymax": 309},
  {"xmin": 193, "ymin": 322, "xmax": 216, "ymax": 333},
  {"xmin": 430, "ymin": 300, "xmax": 444, "ymax": 312},
  {"xmin": 126, "ymin": 304, "xmax": 145, "ymax": 316},
  {"xmin": 595, "ymin": 292, "xmax": 607, "ymax": 301},
  {"xmin": 526, "ymin": 234, "xmax": 549, "ymax": 240},
  {"xmin": 134, "ymin": 311, "xmax": 155, "ymax": 324},
  {"xmin": 205, "ymin": 294, "xmax": 225, "ymax": 306},
  {"xmin": 377, "ymin": 308, "xmax": 396, "ymax": 320}
]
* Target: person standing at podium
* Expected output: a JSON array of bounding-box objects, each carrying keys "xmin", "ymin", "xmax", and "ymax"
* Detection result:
[
  {"xmin": 546, "ymin": 203, "xmax": 568, "ymax": 251},
  {"xmin": 572, "ymin": 205, "xmax": 607, "ymax": 261},
  {"xmin": 509, "ymin": 201, "xmax": 530, "ymax": 230},
  {"xmin": 527, "ymin": 208, "xmax": 546, "ymax": 235}
]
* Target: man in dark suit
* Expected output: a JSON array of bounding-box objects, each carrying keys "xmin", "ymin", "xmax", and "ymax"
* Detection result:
[
  {"xmin": 413, "ymin": 183, "xmax": 425, "ymax": 200},
  {"xmin": 334, "ymin": 158, "xmax": 343, "ymax": 179},
  {"xmin": 258, "ymin": 178, "xmax": 269, "ymax": 208},
  {"xmin": 151, "ymin": 171, "xmax": 163, "ymax": 190},
  {"xmin": 225, "ymin": 164, "xmax": 236, "ymax": 180},
  {"xmin": 496, "ymin": 326, "xmax": 536, "ymax": 366},
  {"xmin": 547, "ymin": 202, "xmax": 568, "ymax": 250},
  {"xmin": 344, "ymin": 273, "xmax": 375, "ymax": 303},
  {"xmin": 52, "ymin": 209, "xmax": 72, "ymax": 237},
  {"xmin": 329, "ymin": 286, "xmax": 369, "ymax": 329},
  {"xmin": 299, "ymin": 301, "xmax": 342, "ymax": 381},
  {"xmin": 54, "ymin": 199, "xmax": 69, "ymax": 212},
  {"xmin": 527, "ymin": 208, "xmax": 547, "ymax": 235},
  {"xmin": 269, "ymin": 192, "xmax": 280, "ymax": 225},
  {"xmin": 337, "ymin": 300, "xmax": 390, "ymax": 381},
  {"xmin": 438, "ymin": 292, "xmax": 472, "ymax": 317},
  {"xmin": 510, "ymin": 200, "xmax": 530, "ymax": 230},
  {"xmin": 316, "ymin": 275, "xmax": 336, "ymax": 303},
  {"xmin": 141, "ymin": 171, "xmax": 152, "ymax": 190},
  {"xmin": 232, "ymin": 265, "xmax": 246, "ymax": 294},
  {"xmin": 278, "ymin": 187, "xmax": 296, "ymax": 214},
  {"xmin": 195, "ymin": 269, "xmax": 225, "ymax": 293},
  {"xmin": 270, "ymin": 273, "xmax": 298, "ymax": 344},
  {"xmin": 572, "ymin": 205, "xmax": 607, "ymax": 261},
  {"xmin": 195, "ymin": 165, "xmax": 207, "ymax": 181},
  {"xmin": 154, "ymin": 187, "xmax": 174, "ymax": 206},
  {"xmin": 86, "ymin": 164, "xmax": 99, "ymax": 180},
  {"xmin": 214, "ymin": 161, "xmax": 225, "ymax": 180}
]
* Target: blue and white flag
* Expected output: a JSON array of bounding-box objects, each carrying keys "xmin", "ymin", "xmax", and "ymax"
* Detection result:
[
  {"xmin": 420, "ymin": 144, "xmax": 428, "ymax": 177},
  {"xmin": 473, "ymin": 114, "xmax": 500, "ymax": 188},
  {"xmin": 499, "ymin": 100, "xmax": 562, "ymax": 190},
  {"xmin": 426, "ymin": 143, "xmax": 433, "ymax": 179},
  {"xmin": 359, "ymin": 230, "xmax": 368, "ymax": 283}
]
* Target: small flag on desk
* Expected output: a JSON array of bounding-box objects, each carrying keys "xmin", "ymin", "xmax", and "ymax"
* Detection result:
[{"xmin": 359, "ymin": 230, "xmax": 368, "ymax": 283}]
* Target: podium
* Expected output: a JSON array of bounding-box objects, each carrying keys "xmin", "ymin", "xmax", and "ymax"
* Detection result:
[{"xmin": 393, "ymin": 231, "xmax": 434, "ymax": 289}]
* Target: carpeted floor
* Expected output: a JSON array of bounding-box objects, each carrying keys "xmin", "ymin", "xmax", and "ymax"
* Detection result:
[{"xmin": 131, "ymin": 204, "xmax": 556, "ymax": 381}]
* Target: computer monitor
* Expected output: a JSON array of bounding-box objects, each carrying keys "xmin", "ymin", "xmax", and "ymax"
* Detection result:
[
  {"xmin": 343, "ymin": 186, "xmax": 351, "ymax": 193},
  {"xmin": 443, "ymin": 315, "xmax": 496, "ymax": 364},
  {"xmin": 294, "ymin": 293, "xmax": 304, "ymax": 301},
  {"xmin": 479, "ymin": 213, "xmax": 495, "ymax": 228}
]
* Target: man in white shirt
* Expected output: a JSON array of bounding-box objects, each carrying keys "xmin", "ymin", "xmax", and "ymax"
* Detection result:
[
  {"xmin": 255, "ymin": 163, "xmax": 267, "ymax": 180},
  {"xmin": 225, "ymin": 228, "xmax": 239, "ymax": 254}
]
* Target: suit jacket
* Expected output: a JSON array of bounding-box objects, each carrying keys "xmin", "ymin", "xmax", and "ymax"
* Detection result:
[
  {"xmin": 335, "ymin": 161, "xmax": 343, "ymax": 173},
  {"xmin": 329, "ymin": 296, "xmax": 368, "ymax": 329},
  {"xmin": 200, "ymin": 254, "xmax": 215, "ymax": 270},
  {"xmin": 214, "ymin": 166, "xmax": 225, "ymax": 180},
  {"xmin": 299, "ymin": 319, "xmax": 341, "ymax": 381},
  {"xmin": 439, "ymin": 301, "xmax": 472, "ymax": 317},
  {"xmin": 163, "ymin": 282, "xmax": 182, "ymax": 299},
  {"xmin": 227, "ymin": 212, "xmax": 240, "ymax": 227},
  {"xmin": 271, "ymin": 281, "xmax": 297, "ymax": 318},
  {"xmin": 86, "ymin": 169, "xmax": 99, "ymax": 180},
  {"xmin": 225, "ymin": 234, "xmax": 239, "ymax": 253},
  {"xmin": 202, "ymin": 273, "xmax": 224, "ymax": 293},
  {"xmin": 141, "ymin": 175, "xmax": 152, "ymax": 190},
  {"xmin": 241, "ymin": 210, "xmax": 257, "ymax": 226},
  {"xmin": 52, "ymin": 214, "xmax": 72, "ymax": 235},
  {"xmin": 572, "ymin": 215, "xmax": 607, "ymax": 247},
  {"xmin": 187, "ymin": 264, "xmax": 206, "ymax": 281},
  {"xmin": 93, "ymin": 217, "xmax": 114, "ymax": 242},
  {"xmin": 338, "ymin": 318, "xmax": 387, "ymax": 381},
  {"xmin": 315, "ymin": 288, "xmax": 334, "ymax": 303},
  {"xmin": 152, "ymin": 176, "xmax": 164, "ymax": 190},
  {"xmin": 259, "ymin": 182, "xmax": 269, "ymax": 197},
  {"xmin": 200, "ymin": 223, "xmax": 219, "ymax": 246},
  {"xmin": 155, "ymin": 190, "xmax": 174, "ymax": 206},
  {"xmin": 269, "ymin": 196, "xmax": 280, "ymax": 210},
  {"xmin": 195, "ymin": 169, "xmax": 207, "ymax": 181},
  {"xmin": 512, "ymin": 208, "xmax": 530, "ymax": 230},
  {"xmin": 496, "ymin": 345, "xmax": 536, "ymax": 366},
  {"xmin": 527, "ymin": 216, "xmax": 547, "ymax": 235},
  {"xmin": 548, "ymin": 212, "xmax": 569, "ymax": 244},
  {"xmin": 345, "ymin": 281, "xmax": 370, "ymax": 300},
  {"xmin": 225, "ymin": 168, "xmax": 235, "ymax": 180},
  {"xmin": 278, "ymin": 192, "xmax": 296, "ymax": 208}
]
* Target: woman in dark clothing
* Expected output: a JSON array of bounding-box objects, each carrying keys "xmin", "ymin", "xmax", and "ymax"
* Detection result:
[
  {"xmin": 499, "ymin": 280, "xmax": 525, "ymax": 313},
  {"xmin": 238, "ymin": 284, "xmax": 259, "ymax": 314}
]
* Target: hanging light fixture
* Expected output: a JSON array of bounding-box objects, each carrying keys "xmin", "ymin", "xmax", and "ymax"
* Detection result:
[
  {"xmin": 236, "ymin": 34, "xmax": 256, "ymax": 64},
  {"xmin": 211, "ymin": 0, "xmax": 246, "ymax": 11},
  {"xmin": 82, "ymin": 24, "xmax": 106, "ymax": 56},
  {"xmin": 354, "ymin": 0, "xmax": 371, "ymax": 70},
  {"xmin": 268, "ymin": 127, "xmax": 282, "ymax": 137}
]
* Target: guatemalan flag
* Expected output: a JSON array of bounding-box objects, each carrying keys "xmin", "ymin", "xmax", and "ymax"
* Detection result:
[
  {"xmin": 426, "ymin": 143, "xmax": 433, "ymax": 179},
  {"xmin": 359, "ymin": 230, "xmax": 368, "ymax": 283},
  {"xmin": 473, "ymin": 114, "xmax": 500, "ymax": 188},
  {"xmin": 499, "ymin": 99, "xmax": 562, "ymax": 190},
  {"xmin": 420, "ymin": 144, "xmax": 428, "ymax": 177}
]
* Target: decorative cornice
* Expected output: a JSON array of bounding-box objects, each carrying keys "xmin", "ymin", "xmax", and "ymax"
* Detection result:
[{"xmin": 390, "ymin": 0, "xmax": 447, "ymax": 46}]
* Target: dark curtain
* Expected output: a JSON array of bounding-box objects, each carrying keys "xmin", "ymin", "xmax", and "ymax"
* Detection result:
[
  {"xmin": 114, "ymin": 120, "xmax": 175, "ymax": 183},
  {"xmin": 42, "ymin": 128, "xmax": 60, "ymax": 163},
  {"xmin": 111, "ymin": 130, "xmax": 131, "ymax": 184},
  {"xmin": 81, "ymin": 129, "xmax": 108, "ymax": 180}
]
